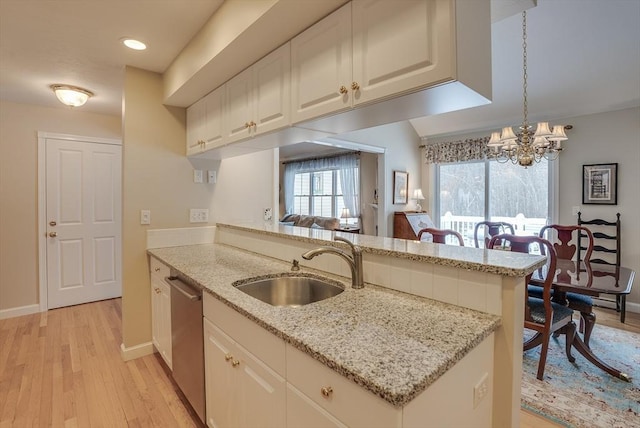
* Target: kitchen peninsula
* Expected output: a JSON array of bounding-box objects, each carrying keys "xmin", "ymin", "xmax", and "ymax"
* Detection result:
[{"xmin": 148, "ymin": 223, "xmax": 545, "ymax": 427}]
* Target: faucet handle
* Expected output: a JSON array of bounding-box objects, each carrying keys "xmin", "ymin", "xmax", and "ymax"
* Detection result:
[{"xmin": 291, "ymin": 259, "xmax": 300, "ymax": 271}]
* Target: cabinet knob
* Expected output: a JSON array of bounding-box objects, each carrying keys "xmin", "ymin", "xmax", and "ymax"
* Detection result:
[
  {"xmin": 339, "ymin": 86, "xmax": 348, "ymax": 95},
  {"xmin": 48, "ymin": 232, "xmax": 57, "ymax": 238},
  {"xmin": 49, "ymin": 221, "xmax": 57, "ymax": 226},
  {"xmin": 155, "ymin": 288, "xmax": 161, "ymax": 294},
  {"xmin": 320, "ymin": 386, "xmax": 333, "ymax": 398},
  {"xmin": 249, "ymin": 121, "xmax": 256, "ymax": 128},
  {"xmin": 351, "ymin": 81, "xmax": 360, "ymax": 91},
  {"xmin": 244, "ymin": 122, "xmax": 250, "ymax": 128},
  {"xmin": 154, "ymin": 267, "xmax": 160, "ymax": 272},
  {"xmin": 225, "ymin": 354, "xmax": 233, "ymax": 362},
  {"xmin": 231, "ymin": 359, "xmax": 240, "ymax": 368}
]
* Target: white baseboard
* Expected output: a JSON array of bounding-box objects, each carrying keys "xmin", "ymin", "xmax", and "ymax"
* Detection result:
[
  {"xmin": 120, "ymin": 341, "xmax": 154, "ymax": 361},
  {"xmin": 593, "ymin": 297, "xmax": 639, "ymax": 314},
  {"xmin": 0, "ymin": 304, "xmax": 41, "ymax": 320}
]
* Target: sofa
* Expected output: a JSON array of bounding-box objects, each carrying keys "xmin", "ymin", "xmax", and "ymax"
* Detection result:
[{"xmin": 279, "ymin": 213, "xmax": 340, "ymax": 230}]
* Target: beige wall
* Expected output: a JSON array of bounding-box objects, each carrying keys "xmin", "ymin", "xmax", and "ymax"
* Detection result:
[
  {"xmin": 0, "ymin": 100, "xmax": 121, "ymax": 313},
  {"xmin": 121, "ymin": 67, "xmax": 216, "ymax": 348},
  {"xmin": 557, "ymin": 107, "xmax": 640, "ymax": 306}
]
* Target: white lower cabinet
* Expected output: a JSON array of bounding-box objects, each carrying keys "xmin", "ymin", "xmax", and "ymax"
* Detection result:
[
  {"xmin": 202, "ymin": 294, "xmax": 494, "ymax": 428},
  {"xmin": 203, "ymin": 297, "xmax": 286, "ymax": 428},
  {"xmin": 149, "ymin": 257, "xmax": 171, "ymax": 369}
]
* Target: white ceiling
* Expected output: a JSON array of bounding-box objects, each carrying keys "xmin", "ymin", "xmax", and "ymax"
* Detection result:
[{"xmin": 1, "ymin": 0, "xmax": 639, "ymax": 140}]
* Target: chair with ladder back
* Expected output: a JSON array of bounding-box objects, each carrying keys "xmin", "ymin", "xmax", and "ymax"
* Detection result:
[
  {"xmin": 577, "ymin": 212, "xmax": 625, "ymax": 322},
  {"xmin": 473, "ymin": 221, "xmax": 515, "ymax": 248}
]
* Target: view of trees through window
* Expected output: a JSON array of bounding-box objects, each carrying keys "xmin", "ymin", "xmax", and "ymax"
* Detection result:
[
  {"xmin": 438, "ymin": 159, "xmax": 549, "ymax": 243},
  {"xmin": 293, "ymin": 169, "xmax": 352, "ymax": 218}
]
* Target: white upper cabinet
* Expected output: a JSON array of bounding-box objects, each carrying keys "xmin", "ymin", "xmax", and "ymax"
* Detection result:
[
  {"xmin": 186, "ymin": 85, "xmax": 225, "ymax": 156},
  {"xmin": 291, "ymin": 3, "xmax": 352, "ymax": 124},
  {"xmin": 352, "ymin": 0, "xmax": 453, "ymax": 105},
  {"xmin": 186, "ymin": 97, "xmax": 207, "ymax": 155},
  {"xmin": 226, "ymin": 43, "xmax": 291, "ymax": 144},
  {"xmin": 203, "ymin": 86, "xmax": 224, "ymax": 150}
]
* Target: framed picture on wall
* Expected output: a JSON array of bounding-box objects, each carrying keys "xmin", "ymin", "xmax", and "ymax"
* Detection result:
[
  {"xmin": 393, "ymin": 170, "xmax": 408, "ymax": 204},
  {"xmin": 582, "ymin": 163, "xmax": 618, "ymax": 205}
]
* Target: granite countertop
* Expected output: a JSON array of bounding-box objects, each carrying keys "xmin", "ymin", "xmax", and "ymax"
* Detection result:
[
  {"xmin": 148, "ymin": 243, "xmax": 502, "ymax": 407},
  {"xmin": 218, "ymin": 222, "xmax": 547, "ymax": 277}
]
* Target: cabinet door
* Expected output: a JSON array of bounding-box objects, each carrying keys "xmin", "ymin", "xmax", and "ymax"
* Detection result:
[
  {"xmin": 204, "ymin": 85, "xmax": 225, "ymax": 150},
  {"xmin": 352, "ymin": 0, "xmax": 454, "ymax": 105},
  {"xmin": 236, "ymin": 341, "xmax": 286, "ymax": 428},
  {"xmin": 225, "ymin": 67, "xmax": 253, "ymax": 144},
  {"xmin": 253, "ymin": 43, "xmax": 290, "ymax": 136},
  {"xmin": 158, "ymin": 280, "xmax": 172, "ymax": 369},
  {"xmin": 186, "ymin": 97, "xmax": 206, "ymax": 155},
  {"xmin": 150, "ymin": 278, "xmax": 162, "ymax": 351},
  {"xmin": 291, "ymin": 2, "xmax": 352, "ymax": 124},
  {"xmin": 286, "ymin": 384, "xmax": 347, "ymax": 428},
  {"xmin": 204, "ymin": 319, "xmax": 240, "ymax": 428}
]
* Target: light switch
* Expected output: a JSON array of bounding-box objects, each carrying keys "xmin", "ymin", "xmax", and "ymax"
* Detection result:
[
  {"xmin": 193, "ymin": 169, "xmax": 203, "ymax": 183},
  {"xmin": 140, "ymin": 210, "xmax": 151, "ymax": 225}
]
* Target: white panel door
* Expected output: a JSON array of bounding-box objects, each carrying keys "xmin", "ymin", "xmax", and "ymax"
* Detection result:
[{"xmin": 46, "ymin": 138, "xmax": 122, "ymax": 309}]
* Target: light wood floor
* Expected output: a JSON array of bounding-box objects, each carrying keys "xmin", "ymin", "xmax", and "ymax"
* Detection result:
[
  {"xmin": 1, "ymin": 299, "xmax": 638, "ymax": 428},
  {"xmin": 0, "ymin": 298, "xmax": 200, "ymax": 428}
]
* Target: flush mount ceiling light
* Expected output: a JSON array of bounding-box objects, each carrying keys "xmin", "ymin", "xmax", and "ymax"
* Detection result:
[
  {"xmin": 50, "ymin": 84, "xmax": 94, "ymax": 107},
  {"xmin": 487, "ymin": 11, "xmax": 570, "ymax": 168},
  {"xmin": 122, "ymin": 38, "xmax": 147, "ymax": 50}
]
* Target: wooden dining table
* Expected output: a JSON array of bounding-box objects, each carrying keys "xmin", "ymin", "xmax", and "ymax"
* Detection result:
[{"xmin": 530, "ymin": 260, "xmax": 635, "ymax": 382}]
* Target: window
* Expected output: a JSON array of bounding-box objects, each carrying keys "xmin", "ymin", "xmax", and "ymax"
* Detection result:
[
  {"xmin": 284, "ymin": 154, "xmax": 360, "ymax": 221},
  {"xmin": 436, "ymin": 158, "xmax": 552, "ymax": 246},
  {"xmin": 293, "ymin": 169, "xmax": 351, "ymax": 218}
]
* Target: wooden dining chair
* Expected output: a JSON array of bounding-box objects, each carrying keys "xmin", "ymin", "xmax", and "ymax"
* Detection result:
[
  {"xmin": 473, "ymin": 221, "xmax": 515, "ymax": 248},
  {"xmin": 488, "ymin": 234, "xmax": 576, "ymax": 381},
  {"xmin": 538, "ymin": 225, "xmax": 596, "ymax": 347},
  {"xmin": 417, "ymin": 228, "xmax": 464, "ymax": 246}
]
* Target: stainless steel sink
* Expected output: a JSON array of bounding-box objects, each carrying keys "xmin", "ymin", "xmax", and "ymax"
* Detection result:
[{"xmin": 233, "ymin": 274, "xmax": 344, "ymax": 307}]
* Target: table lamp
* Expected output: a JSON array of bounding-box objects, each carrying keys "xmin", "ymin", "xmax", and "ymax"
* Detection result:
[
  {"xmin": 340, "ymin": 207, "xmax": 350, "ymax": 226},
  {"xmin": 413, "ymin": 189, "xmax": 425, "ymax": 212}
]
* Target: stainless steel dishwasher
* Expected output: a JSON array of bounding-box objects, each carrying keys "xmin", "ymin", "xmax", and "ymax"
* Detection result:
[{"xmin": 166, "ymin": 276, "xmax": 205, "ymax": 424}]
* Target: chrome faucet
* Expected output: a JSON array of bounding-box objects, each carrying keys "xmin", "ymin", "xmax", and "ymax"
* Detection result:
[{"xmin": 302, "ymin": 236, "xmax": 364, "ymax": 289}]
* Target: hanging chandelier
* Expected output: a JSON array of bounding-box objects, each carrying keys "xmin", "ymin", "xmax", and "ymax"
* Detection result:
[{"xmin": 487, "ymin": 10, "xmax": 569, "ymax": 168}]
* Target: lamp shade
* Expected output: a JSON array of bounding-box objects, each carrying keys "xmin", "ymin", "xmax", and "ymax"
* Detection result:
[
  {"xmin": 51, "ymin": 84, "xmax": 93, "ymax": 107},
  {"xmin": 548, "ymin": 125, "xmax": 568, "ymax": 141},
  {"xmin": 413, "ymin": 188, "xmax": 425, "ymax": 200},
  {"xmin": 500, "ymin": 126, "xmax": 517, "ymax": 142},
  {"xmin": 340, "ymin": 208, "xmax": 350, "ymax": 219},
  {"xmin": 533, "ymin": 122, "xmax": 553, "ymax": 138}
]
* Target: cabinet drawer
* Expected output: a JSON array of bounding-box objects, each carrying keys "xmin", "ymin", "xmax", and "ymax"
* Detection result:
[
  {"xmin": 203, "ymin": 293, "xmax": 285, "ymax": 376},
  {"xmin": 149, "ymin": 256, "xmax": 170, "ymax": 279},
  {"xmin": 285, "ymin": 344, "xmax": 401, "ymax": 428}
]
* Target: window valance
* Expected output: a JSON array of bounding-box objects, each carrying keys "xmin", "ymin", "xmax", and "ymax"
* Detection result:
[{"xmin": 422, "ymin": 137, "xmax": 489, "ymax": 164}]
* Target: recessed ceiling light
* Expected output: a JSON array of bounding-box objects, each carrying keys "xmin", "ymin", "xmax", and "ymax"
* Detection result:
[{"xmin": 123, "ymin": 39, "xmax": 147, "ymax": 50}]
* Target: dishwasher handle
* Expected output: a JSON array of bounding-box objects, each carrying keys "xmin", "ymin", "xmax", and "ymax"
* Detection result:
[{"xmin": 166, "ymin": 277, "xmax": 201, "ymax": 301}]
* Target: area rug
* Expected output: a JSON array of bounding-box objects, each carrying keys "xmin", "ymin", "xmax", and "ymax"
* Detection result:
[{"xmin": 521, "ymin": 325, "xmax": 640, "ymax": 427}]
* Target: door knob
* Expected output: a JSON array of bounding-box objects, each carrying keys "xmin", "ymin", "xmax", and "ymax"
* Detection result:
[
  {"xmin": 49, "ymin": 221, "xmax": 57, "ymax": 226},
  {"xmin": 48, "ymin": 232, "xmax": 57, "ymax": 237}
]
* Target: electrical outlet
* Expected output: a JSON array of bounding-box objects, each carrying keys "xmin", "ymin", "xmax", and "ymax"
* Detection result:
[
  {"xmin": 207, "ymin": 170, "xmax": 217, "ymax": 184},
  {"xmin": 473, "ymin": 373, "xmax": 489, "ymax": 408},
  {"xmin": 140, "ymin": 210, "xmax": 151, "ymax": 225},
  {"xmin": 189, "ymin": 208, "xmax": 209, "ymax": 223},
  {"xmin": 263, "ymin": 208, "xmax": 272, "ymax": 221},
  {"xmin": 193, "ymin": 169, "xmax": 203, "ymax": 183}
]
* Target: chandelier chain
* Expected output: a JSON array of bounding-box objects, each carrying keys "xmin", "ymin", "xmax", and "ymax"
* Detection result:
[{"xmin": 522, "ymin": 10, "xmax": 528, "ymax": 131}]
